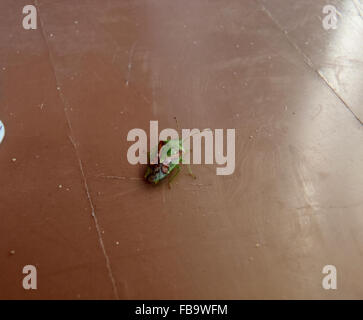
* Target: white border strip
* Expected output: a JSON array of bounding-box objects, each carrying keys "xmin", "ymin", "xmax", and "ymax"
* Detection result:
[{"xmin": 0, "ymin": 120, "xmax": 5, "ymax": 144}]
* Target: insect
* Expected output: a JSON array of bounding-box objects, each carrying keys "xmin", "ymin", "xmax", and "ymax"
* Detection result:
[{"xmin": 144, "ymin": 118, "xmax": 196, "ymax": 188}]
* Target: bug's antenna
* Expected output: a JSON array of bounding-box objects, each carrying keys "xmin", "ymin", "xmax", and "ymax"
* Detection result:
[{"xmin": 173, "ymin": 116, "xmax": 179, "ymax": 132}]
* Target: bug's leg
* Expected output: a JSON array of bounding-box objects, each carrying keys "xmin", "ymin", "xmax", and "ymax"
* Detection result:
[
  {"xmin": 187, "ymin": 164, "xmax": 196, "ymax": 179},
  {"xmin": 144, "ymin": 166, "xmax": 152, "ymax": 179},
  {"xmin": 168, "ymin": 165, "xmax": 180, "ymax": 189}
]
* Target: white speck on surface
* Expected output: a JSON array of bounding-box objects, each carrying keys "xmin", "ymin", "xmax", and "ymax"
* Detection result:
[
  {"xmin": 11, "ymin": 158, "xmax": 16, "ymax": 162},
  {"xmin": 58, "ymin": 184, "xmax": 62, "ymax": 189},
  {"xmin": 125, "ymin": 42, "xmax": 136, "ymax": 86},
  {"xmin": 9, "ymin": 250, "xmax": 15, "ymax": 255}
]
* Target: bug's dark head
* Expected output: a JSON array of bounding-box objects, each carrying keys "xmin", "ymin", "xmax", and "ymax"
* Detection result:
[
  {"xmin": 144, "ymin": 164, "xmax": 169, "ymax": 184},
  {"xmin": 146, "ymin": 172, "xmax": 159, "ymax": 184}
]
